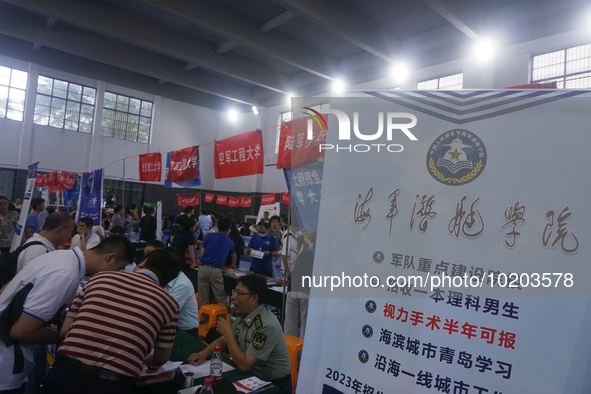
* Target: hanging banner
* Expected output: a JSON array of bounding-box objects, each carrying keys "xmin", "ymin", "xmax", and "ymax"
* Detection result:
[
  {"xmin": 204, "ymin": 193, "xmax": 214, "ymax": 203},
  {"xmin": 214, "ymin": 129, "xmax": 264, "ymax": 179},
  {"xmin": 227, "ymin": 197, "xmax": 240, "ymax": 208},
  {"xmin": 35, "ymin": 173, "xmax": 47, "ymax": 187},
  {"xmin": 296, "ymin": 93, "xmax": 591, "ymax": 394},
  {"xmin": 139, "ymin": 152, "xmax": 162, "ymax": 182},
  {"xmin": 280, "ymin": 192, "xmax": 290, "ymax": 205},
  {"xmin": 77, "ymin": 169, "xmax": 104, "ymax": 226},
  {"xmin": 276, "ymin": 114, "xmax": 327, "ymax": 169},
  {"xmin": 216, "ymin": 195, "xmax": 228, "ymax": 206},
  {"xmin": 288, "ymin": 161, "xmax": 323, "ymax": 231},
  {"xmin": 176, "ymin": 193, "xmax": 200, "ymax": 208},
  {"xmin": 239, "ymin": 196, "xmax": 252, "ymax": 208},
  {"xmin": 47, "ymin": 171, "xmax": 59, "ymax": 193},
  {"xmin": 10, "ymin": 162, "xmax": 39, "ymax": 252},
  {"xmin": 261, "ymin": 193, "xmax": 276, "ymax": 205},
  {"xmin": 63, "ymin": 177, "xmax": 79, "ymax": 210},
  {"xmin": 164, "ymin": 148, "xmax": 201, "ymax": 188},
  {"xmin": 58, "ymin": 171, "xmax": 78, "ymax": 190},
  {"xmin": 256, "ymin": 203, "xmax": 280, "ymax": 223}
]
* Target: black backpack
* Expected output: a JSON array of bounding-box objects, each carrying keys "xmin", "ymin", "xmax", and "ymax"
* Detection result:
[{"xmin": 0, "ymin": 241, "xmax": 48, "ymax": 288}]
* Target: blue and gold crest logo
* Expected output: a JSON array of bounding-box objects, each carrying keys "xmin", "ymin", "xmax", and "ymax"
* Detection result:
[
  {"xmin": 427, "ymin": 129, "xmax": 486, "ymax": 185},
  {"xmin": 358, "ymin": 350, "xmax": 369, "ymax": 364},
  {"xmin": 362, "ymin": 325, "xmax": 373, "ymax": 338},
  {"xmin": 365, "ymin": 300, "xmax": 376, "ymax": 313}
]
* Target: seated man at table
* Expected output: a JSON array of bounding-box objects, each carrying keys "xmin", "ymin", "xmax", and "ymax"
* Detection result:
[
  {"xmin": 188, "ymin": 274, "xmax": 292, "ymax": 394},
  {"xmin": 40, "ymin": 248, "xmax": 181, "ymax": 394}
]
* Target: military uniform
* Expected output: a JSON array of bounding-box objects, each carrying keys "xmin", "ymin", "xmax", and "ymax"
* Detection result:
[{"xmin": 233, "ymin": 304, "xmax": 291, "ymax": 382}]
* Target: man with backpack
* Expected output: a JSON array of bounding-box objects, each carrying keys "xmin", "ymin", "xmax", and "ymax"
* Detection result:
[{"xmin": 0, "ymin": 212, "xmax": 74, "ymax": 291}]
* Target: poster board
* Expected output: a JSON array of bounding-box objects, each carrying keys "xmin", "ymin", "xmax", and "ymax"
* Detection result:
[{"xmin": 295, "ymin": 91, "xmax": 591, "ymax": 393}]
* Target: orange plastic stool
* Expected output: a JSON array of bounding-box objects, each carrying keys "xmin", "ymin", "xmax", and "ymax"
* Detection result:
[
  {"xmin": 284, "ymin": 335, "xmax": 303, "ymax": 393},
  {"xmin": 198, "ymin": 304, "xmax": 228, "ymax": 340}
]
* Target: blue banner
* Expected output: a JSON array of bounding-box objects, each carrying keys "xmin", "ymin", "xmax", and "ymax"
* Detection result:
[
  {"xmin": 287, "ymin": 161, "xmax": 323, "ymax": 231},
  {"xmin": 63, "ymin": 177, "xmax": 79, "ymax": 210},
  {"xmin": 77, "ymin": 169, "xmax": 103, "ymax": 226}
]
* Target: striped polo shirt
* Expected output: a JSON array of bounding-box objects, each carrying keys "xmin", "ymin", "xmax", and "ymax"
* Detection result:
[{"xmin": 58, "ymin": 271, "xmax": 180, "ymax": 378}]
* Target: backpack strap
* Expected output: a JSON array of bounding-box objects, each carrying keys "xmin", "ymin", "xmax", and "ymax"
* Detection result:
[{"xmin": 0, "ymin": 282, "xmax": 34, "ymax": 374}]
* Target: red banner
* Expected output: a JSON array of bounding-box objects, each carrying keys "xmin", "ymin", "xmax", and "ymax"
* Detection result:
[
  {"xmin": 240, "ymin": 196, "xmax": 252, "ymax": 208},
  {"xmin": 166, "ymin": 146, "xmax": 199, "ymax": 183},
  {"xmin": 227, "ymin": 197, "xmax": 240, "ymax": 208},
  {"xmin": 281, "ymin": 192, "xmax": 290, "ymax": 205},
  {"xmin": 35, "ymin": 173, "xmax": 47, "ymax": 187},
  {"xmin": 261, "ymin": 193, "xmax": 276, "ymax": 205},
  {"xmin": 176, "ymin": 193, "xmax": 200, "ymax": 207},
  {"xmin": 214, "ymin": 130, "xmax": 264, "ymax": 179},
  {"xmin": 58, "ymin": 171, "xmax": 78, "ymax": 190},
  {"xmin": 47, "ymin": 171, "xmax": 59, "ymax": 193},
  {"xmin": 216, "ymin": 195, "xmax": 228, "ymax": 205},
  {"xmin": 139, "ymin": 152, "xmax": 162, "ymax": 182},
  {"xmin": 204, "ymin": 193, "xmax": 214, "ymax": 203},
  {"xmin": 276, "ymin": 115, "xmax": 327, "ymax": 169}
]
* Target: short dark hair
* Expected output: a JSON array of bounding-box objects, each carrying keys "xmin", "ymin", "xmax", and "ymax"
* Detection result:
[
  {"xmin": 0, "ymin": 195, "xmax": 8, "ymax": 202},
  {"xmin": 31, "ymin": 198, "xmax": 45, "ymax": 210},
  {"xmin": 42, "ymin": 211, "xmax": 73, "ymax": 231},
  {"xmin": 201, "ymin": 209, "xmax": 208, "ymax": 215},
  {"xmin": 79, "ymin": 217, "xmax": 94, "ymax": 228},
  {"xmin": 109, "ymin": 225, "xmax": 126, "ymax": 235},
  {"xmin": 218, "ymin": 217, "xmax": 232, "ymax": 232},
  {"xmin": 92, "ymin": 235, "xmax": 134, "ymax": 266},
  {"xmin": 143, "ymin": 248, "xmax": 181, "ymax": 286},
  {"xmin": 145, "ymin": 240, "xmax": 165, "ymax": 249},
  {"xmin": 270, "ymin": 215, "xmax": 281, "ymax": 222},
  {"xmin": 257, "ymin": 221, "xmax": 269, "ymax": 228},
  {"xmin": 237, "ymin": 274, "xmax": 267, "ymax": 305}
]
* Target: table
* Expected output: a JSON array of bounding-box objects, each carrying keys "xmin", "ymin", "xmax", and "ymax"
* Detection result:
[{"xmin": 138, "ymin": 330, "xmax": 281, "ymax": 394}]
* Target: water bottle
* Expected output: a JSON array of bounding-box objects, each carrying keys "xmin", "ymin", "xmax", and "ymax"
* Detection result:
[
  {"xmin": 199, "ymin": 377, "xmax": 214, "ymax": 394},
  {"xmin": 209, "ymin": 346, "xmax": 223, "ymax": 381}
]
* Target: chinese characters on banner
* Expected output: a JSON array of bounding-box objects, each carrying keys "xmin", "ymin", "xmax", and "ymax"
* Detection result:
[
  {"xmin": 35, "ymin": 171, "xmax": 78, "ymax": 192},
  {"xmin": 204, "ymin": 193, "xmax": 214, "ymax": 203},
  {"xmin": 281, "ymin": 192, "xmax": 290, "ymax": 205},
  {"xmin": 165, "ymin": 146, "xmax": 200, "ymax": 187},
  {"xmin": 227, "ymin": 197, "xmax": 240, "ymax": 208},
  {"xmin": 139, "ymin": 152, "xmax": 162, "ymax": 182},
  {"xmin": 276, "ymin": 115, "xmax": 327, "ymax": 169},
  {"xmin": 239, "ymin": 196, "xmax": 252, "ymax": 208},
  {"xmin": 214, "ymin": 130, "xmax": 264, "ymax": 179},
  {"xmin": 216, "ymin": 195, "xmax": 228, "ymax": 205},
  {"xmin": 176, "ymin": 193, "xmax": 200, "ymax": 207},
  {"xmin": 261, "ymin": 193, "xmax": 276, "ymax": 205},
  {"xmin": 289, "ymin": 161, "xmax": 323, "ymax": 231}
]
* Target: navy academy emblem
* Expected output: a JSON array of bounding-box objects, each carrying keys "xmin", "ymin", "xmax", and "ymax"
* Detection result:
[{"xmin": 427, "ymin": 129, "xmax": 487, "ymax": 185}]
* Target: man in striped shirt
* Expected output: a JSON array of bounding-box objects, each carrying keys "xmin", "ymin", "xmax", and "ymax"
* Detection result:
[{"xmin": 40, "ymin": 248, "xmax": 181, "ymax": 394}]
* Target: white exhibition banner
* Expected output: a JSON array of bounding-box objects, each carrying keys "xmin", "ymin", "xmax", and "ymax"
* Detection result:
[
  {"xmin": 257, "ymin": 202, "xmax": 280, "ymax": 222},
  {"xmin": 295, "ymin": 91, "xmax": 591, "ymax": 394}
]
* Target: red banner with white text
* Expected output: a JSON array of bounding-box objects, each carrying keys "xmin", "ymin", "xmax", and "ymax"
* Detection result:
[
  {"xmin": 139, "ymin": 152, "xmax": 162, "ymax": 182},
  {"xmin": 216, "ymin": 195, "xmax": 228, "ymax": 205},
  {"xmin": 281, "ymin": 192, "xmax": 290, "ymax": 205},
  {"xmin": 261, "ymin": 193, "xmax": 276, "ymax": 205},
  {"xmin": 240, "ymin": 196, "xmax": 252, "ymax": 208},
  {"xmin": 276, "ymin": 115, "xmax": 327, "ymax": 169},
  {"xmin": 204, "ymin": 193, "xmax": 214, "ymax": 203},
  {"xmin": 227, "ymin": 197, "xmax": 240, "ymax": 208},
  {"xmin": 166, "ymin": 146, "xmax": 199, "ymax": 183},
  {"xmin": 214, "ymin": 130, "xmax": 264, "ymax": 179},
  {"xmin": 176, "ymin": 193, "xmax": 200, "ymax": 208}
]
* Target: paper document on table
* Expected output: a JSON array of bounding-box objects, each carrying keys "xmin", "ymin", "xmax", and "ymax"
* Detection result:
[
  {"xmin": 140, "ymin": 360, "xmax": 183, "ymax": 377},
  {"xmin": 179, "ymin": 361, "xmax": 234, "ymax": 379},
  {"xmin": 249, "ymin": 250, "xmax": 265, "ymax": 259},
  {"xmin": 233, "ymin": 376, "xmax": 273, "ymax": 393},
  {"xmin": 177, "ymin": 386, "xmax": 201, "ymax": 394}
]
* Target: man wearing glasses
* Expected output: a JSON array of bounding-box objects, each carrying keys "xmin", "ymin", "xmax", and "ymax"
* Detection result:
[{"xmin": 188, "ymin": 275, "xmax": 292, "ymax": 394}]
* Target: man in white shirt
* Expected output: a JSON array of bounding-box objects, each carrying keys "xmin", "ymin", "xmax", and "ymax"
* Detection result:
[
  {"xmin": 70, "ymin": 217, "xmax": 101, "ymax": 251},
  {"xmin": 16, "ymin": 212, "xmax": 75, "ymax": 274}
]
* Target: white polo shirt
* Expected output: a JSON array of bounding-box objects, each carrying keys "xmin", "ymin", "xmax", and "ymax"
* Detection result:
[
  {"xmin": 16, "ymin": 233, "xmax": 56, "ymax": 273},
  {"xmin": 70, "ymin": 232, "xmax": 101, "ymax": 250},
  {"xmin": 0, "ymin": 247, "xmax": 86, "ymax": 390}
]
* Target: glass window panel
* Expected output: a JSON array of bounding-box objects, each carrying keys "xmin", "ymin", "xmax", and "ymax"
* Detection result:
[
  {"xmin": 66, "ymin": 101, "xmax": 81, "ymax": 112},
  {"xmin": 64, "ymin": 120, "xmax": 78, "ymax": 131},
  {"xmin": 129, "ymin": 98, "xmax": 141, "ymax": 114},
  {"xmin": 0, "ymin": 66, "xmax": 10, "ymax": 86},
  {"xmin": 51, "ymin": 97, "xmax": 66, "ymax": 110},
  {"xmin": 0, "ymin": 105, "xmax": 5, "ymax": 119},
  {"xmin": 68, "ymin": 84, "xmax": 82, "ymax": 102},
  {"xmin": 417, "ymin": 79, "xmax": 438, "ymax": 89},
  {"xmin": 102, "ymin": 127, "xmax": 113, "ymax": 137},
  {"xmin": 126, "ymin": 131, "xmax": 138, "ymax": 141},
  {"xmin": 0, "ymin": 85, "xmax": 9, "ymax": 101},
  {"xmin": 116, "ymin": 95, "xmax": 129, "ymax": 112},
  {"xmin": 7, "ymin": 109, "xmax": 23, "ymax": 121},
  {"xmin": 79, "ymin": 123, "xmax": 92, "ymax": 133},
  {"xmin": 102, "ymin": 108, "xmax": 115, "ymax": 120},
  {"xmin": 49, "ymin": 114, "xmax": 64, "ymax": 128},
  {"xmin": 81, "ymin": 104, "xmax": 94, "ymax": 115},
  {"xmin": 35, "ymin": 93, "xmax": 51, "ymax": 107},
  {"xmin": 139, "ymin": 125, "xmax": 150, "ymax": 134},
  {"xmin": 10, "ymin": 70, "xmax": 28, "ymax": 90},
  {"xmin": 52, "ymin": 80, "xmax": 68, "ymax": 98},
  {"xmin": 33, "ymin": 113, "xmax": 49, "ymax": 125},
  {"xmin": 104, "ymin": 92, "xmax": 117, "ymax": 108},
  {"xmin": 8, "ymin": 88, "xmax": 26, "ymax": 109},
  {"xmin": 37, "ymin": 76, "xmax": 53, "ymax": 94},
  {"xmin": 138, "ymin": 133, "xmax": 149, "ymax": 143},
  {"xmin": 115, "ymin": 111, "xmax": 128, "ymax": 123},
  {"xmin": 139, "ymin": 116, "xmax": 150, "ymax": 126},
  {"xmin": 66, "ymin": 110, "xmax": 80, "ymax": 122},
  {"xmin": 127, "ymin": 114, "xmax": 139, "ymax": 125},
  {"xmin": 82, "ymin": 87, "xmax": 96, "ymax": 104}
]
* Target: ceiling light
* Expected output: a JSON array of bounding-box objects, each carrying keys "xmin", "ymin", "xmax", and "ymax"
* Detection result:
[
  {"xmin": 472, "ymin": 38, "xmax": 496, "ymax": 64},
  {"xmin": 228, "ymin": 109, "xmax": 238, "ymax": 122},
  {"xmin": 331, "ymin": 78, "xmax": 346, "ymax": 93},
  {"xmin": 390, "ymin": 63, "xmax": 410, "ymax": 85},
  {"xmin": 251, "ymin": 105, "xmax": 259, "ymax": 115}
]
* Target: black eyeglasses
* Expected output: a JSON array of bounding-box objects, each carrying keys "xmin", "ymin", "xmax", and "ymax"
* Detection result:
[{"xmin": 232, "ymin": 289, "xmax": 254, "ymax": 296}]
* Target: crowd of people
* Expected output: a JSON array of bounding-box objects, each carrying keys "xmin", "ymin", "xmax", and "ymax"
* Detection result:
[{"xmin": 0, "ymin": 198, "xmax": 315, "ymax": 394}]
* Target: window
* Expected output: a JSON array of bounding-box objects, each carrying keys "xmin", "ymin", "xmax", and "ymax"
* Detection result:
[
  {"xmin": 102, "ymin": 92, "xmax": 152, "ymax": 143},
  {"xmin": 0, "ymin": 66, "xmax": 28, "ymax": 121},
  {"xmin": 33, "ymin": 76, "xmax": 96, "ymax": 132},
  {"xmin": 532, "ymin": 44, "xmax": 591, "ymax": 88},
  {"xmin": 417, "ymin": 73, "xmax": 463, "ymax": 89}
]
